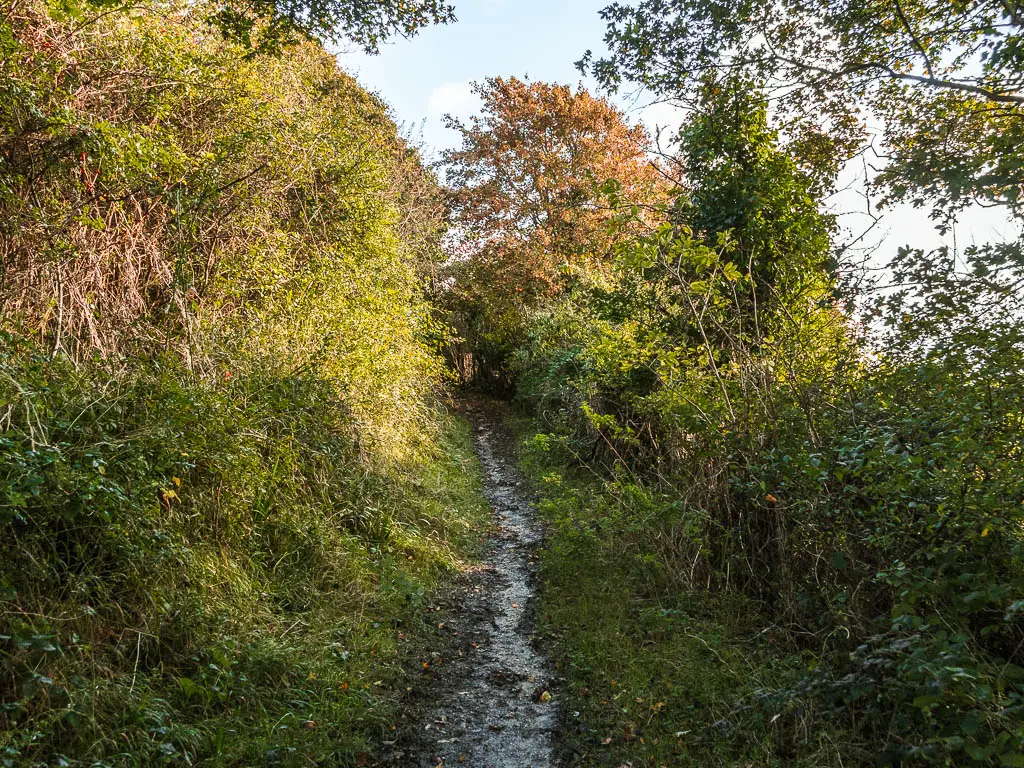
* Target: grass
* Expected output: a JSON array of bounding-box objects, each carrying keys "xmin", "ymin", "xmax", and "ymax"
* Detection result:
[
  {"xmin": 0, "ymin": 341, "xmax": 491, "ymax": 767},
  {"xmin": 511, "ymin": 416, "xmax": 856, "ymax": 767}
]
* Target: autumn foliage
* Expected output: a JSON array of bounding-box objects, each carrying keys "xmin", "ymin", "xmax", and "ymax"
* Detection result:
[{"xmin": 440, "ymin": 77, "xmax": 668, "ymax": 381}]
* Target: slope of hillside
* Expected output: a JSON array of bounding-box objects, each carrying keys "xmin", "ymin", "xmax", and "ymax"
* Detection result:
[{"xmin": 0, "ymin": 2, "xmax": 487, "ymax": 764}]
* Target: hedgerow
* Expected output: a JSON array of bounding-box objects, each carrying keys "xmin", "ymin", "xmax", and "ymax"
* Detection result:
[
  {"xmin": 487, "ymin": 84, "xmax": 1024, "ymax": 765},
  {"xmin": 0, "ymin": 1, "xmax": 484, "ymax": 764}
]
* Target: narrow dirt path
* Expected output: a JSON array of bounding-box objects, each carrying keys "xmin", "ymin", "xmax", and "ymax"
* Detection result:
[{"xmin": 416, "ymin": 405, "xmax": 557, "ymax": 768}]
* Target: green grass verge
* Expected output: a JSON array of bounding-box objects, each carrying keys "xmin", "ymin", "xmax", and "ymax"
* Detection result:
[
  {"xmin": 0, "ymin": 342, "xmax": 490, "ymax": 767},
  {"xmin": 511, "ymin": 417, "xmax": 857, "ymax": 767}
]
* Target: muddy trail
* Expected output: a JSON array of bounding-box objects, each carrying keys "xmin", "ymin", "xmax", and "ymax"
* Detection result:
[{"xmin": 388, "ymin": 403, "xmax": 558, "ymax": 768}]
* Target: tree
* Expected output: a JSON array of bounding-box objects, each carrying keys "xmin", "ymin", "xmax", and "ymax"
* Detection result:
[
  {"xmin": 67, "ymin": 0, "xmax": 455, "ymax": 51},
  {"xmin": 582, "ymin": 0, "xmax": 1024, "ymax": 232},
  {"xmin": 509, "ymin": 74, "xmax": 1024, "ymax": 768},
  {"xmin": 601, "ymin": 78, "xmax": 845, "ymax": 441},
  {"xmin": 441, "ymin": 77, "xmax": 668, "ymax": 383},
  {"xmin": 676, "ymin": 79, "xmax": 836, "ymax": 319}
]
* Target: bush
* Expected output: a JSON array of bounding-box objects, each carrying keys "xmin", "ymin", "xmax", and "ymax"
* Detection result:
[
  {"xmin": 1, "ymin": 0, "xmax": 445, "ymax": 456},
  {"xmin": 507, "ymin": 83, "xmax": 1024, "ymax": 765},
  {"xmin": 0, "ymin": 2, "xmax": 484, "ymax": 764},
  {"xmin": 0, "ymin": 336, "xmax": 489, "ymax": 765}
]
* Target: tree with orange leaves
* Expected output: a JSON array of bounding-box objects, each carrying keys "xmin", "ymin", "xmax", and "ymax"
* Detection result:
[{"xmin": 441, "ymin": 77, "xmax": 667, "ymax": 385}]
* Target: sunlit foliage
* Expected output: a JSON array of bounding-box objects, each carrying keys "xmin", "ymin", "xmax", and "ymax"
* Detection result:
[
  {"xmin": 582, "ymin": 0, "xmax": 1024, "ymax": 246},
  {"xmin": 481, "ymin": 69, "xmax": 1024, "ymax": 767},
  {"xmin": 440, "ymin": 77, "xmax": 669, "ymax": 384},
  {"xmin": 0, "ymin": 1, "xmax": 482, "ymax": 764},
  {"xmin": 0, "ymin": 0, "xmax": 444, "ymax": 454}
]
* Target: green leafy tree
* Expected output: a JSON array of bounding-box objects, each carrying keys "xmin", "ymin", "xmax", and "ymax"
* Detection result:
[
  {"xmin": 261, "ymin": 0, "xmax": 453, "ymax": 47},
  {"xmin": 520, "ymin": 78, "xmax": 847, "ymax": 471},
  {"xmin": 512, "ymin": 75, "xmax": 1024, "ymax": 765},
  {"xmin": 582, "ymin": 0, "xmax": 1023, "ymax": 242},
  {"xmin": 61, "ymin": 0, "xmax": 455, "ymax": 50}
]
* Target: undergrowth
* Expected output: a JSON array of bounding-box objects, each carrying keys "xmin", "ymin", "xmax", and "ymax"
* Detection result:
[
  {"xmin": 515, "ymin": 420, "xmax": 858, "ymax": 767},
  {"xmin": 490, "ymin": 81, "xmax": 1024, "ymax": 768},
  {"xmin": 0, "ymin": 335, "xmax": 490, "ymax": 767}
]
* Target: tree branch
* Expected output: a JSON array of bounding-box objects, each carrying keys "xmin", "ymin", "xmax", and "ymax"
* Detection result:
[
  {"xmin": 892, "ymin": 0, "xmax": 936, "ymax": 77},
  {"xmin": 773, "ymin": 52, "xmax": 1024, "ymax": 105}
]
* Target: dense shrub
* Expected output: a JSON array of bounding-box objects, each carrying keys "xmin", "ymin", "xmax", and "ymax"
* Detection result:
[
  {"xmin": 507, "ymin": 84, "xmax": 1024, "ymax": 764},
  {"xmin": 0, "ymin": 338, "xmax": 488, "ymax": 765},
  {"xmin": 0, "ymin": 0, "xmax": 445, "ymax": 455},
  {"xmin": 0, "ymin": 1, "xmax": 485, "ymax": 764}
]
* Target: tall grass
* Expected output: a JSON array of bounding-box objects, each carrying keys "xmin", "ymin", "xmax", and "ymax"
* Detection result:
[
  {"xmin": 0, "ymin": 0, "xmax": 482, "ymax": 763},
  {"xmin": 0, "ymin": 337, "xmax": 489, "ymax": 765}
]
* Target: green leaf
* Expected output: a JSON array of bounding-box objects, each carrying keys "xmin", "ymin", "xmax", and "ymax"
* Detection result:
[{"xmin": 964, "ymin": 744, "xmax": 989, "ymax": 761}]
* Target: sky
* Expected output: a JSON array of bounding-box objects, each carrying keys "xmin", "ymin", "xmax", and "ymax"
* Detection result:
[
  {"xmin": 334, "ymin": 0, "xmax": 626, "ymax": 153},
  {"xmin": 334, "ymin": 0, "xmax": 1018, "ymax": 264}
]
